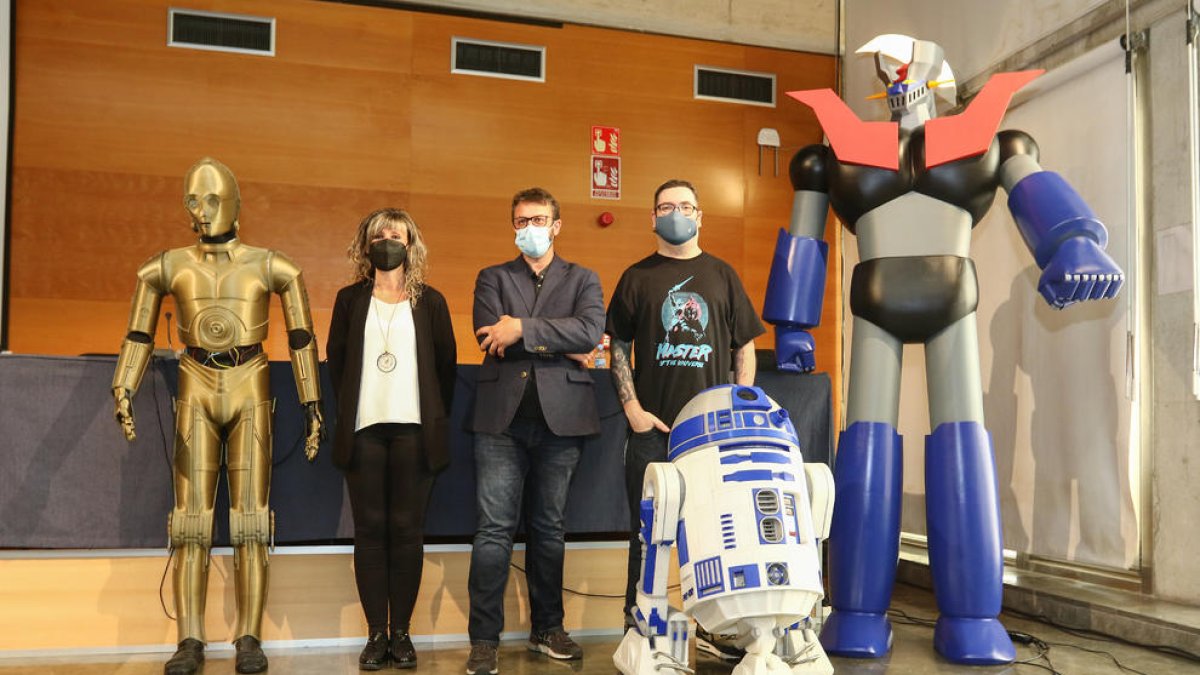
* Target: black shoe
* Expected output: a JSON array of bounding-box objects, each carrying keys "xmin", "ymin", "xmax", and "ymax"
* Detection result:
[
  {"xmin": 465, "ymin": 641, "xmax": 498, "ymax": 675},
  {"xmin": 390, "ymin": 630, "xmax": 417, "ymax": 669},
  {"xmin": 233, "ymin": 635, "xmax": 268, "ymax": 674},
  {"xmin": 695, "ymin": 626, "xmax": 744, "ymax": 662},
  {"xmin": 164, "ymin": 638, "xmax": 205, "ymax": 675},
  {"xmin": 528, "ymin": 629, "xmax": 583, "ymax": 660},
  {"xmin": 359, "ymin": 632, "xmax": 390, "ymax": 671}
]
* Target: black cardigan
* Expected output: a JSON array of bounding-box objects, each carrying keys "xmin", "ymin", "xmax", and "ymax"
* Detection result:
[{"xmin": 326, "ymin": 280, "xmax": 457, "ymax": 471}]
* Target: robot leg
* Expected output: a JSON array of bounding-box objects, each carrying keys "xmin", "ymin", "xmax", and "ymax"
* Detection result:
[
  {"xmin": 925, "ymin": 422, "xmax": 1015, "ymax": 664},
  {"xmin": 169, "ymin": 399, "xmax": 221, "ymax": 642},
  {"xmin": 819, "ymin": 421, "xmax": 902, "ymax": 658},
  {"xmin": 614, "ymin": 463, "xmax": 690, "ymax": 675},
  {"xmin": 227, "ymin": 399, "xmax": 275, "ymax": 640}
]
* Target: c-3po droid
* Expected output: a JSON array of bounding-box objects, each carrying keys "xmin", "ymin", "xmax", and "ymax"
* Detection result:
[
  {"xmin": 111, "ymin": 157, "xmax": 324, "ymax": 675},
  {"xmin": 614, "ymin": 385, "xmax": 835, "ymax": 675}
]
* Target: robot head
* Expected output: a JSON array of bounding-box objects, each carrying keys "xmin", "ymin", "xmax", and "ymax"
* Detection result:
[
  {"xmin": 856, "ymin": 34, "xmax": 956, "ymax": 128},
  {"xmin": 184, "ymin": 157, "xmax": 241, "ymax": 239}
]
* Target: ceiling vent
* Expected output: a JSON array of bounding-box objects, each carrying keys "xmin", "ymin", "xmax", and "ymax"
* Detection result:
[
  {"xmin": 452, "ymin": 37, "xmax": 545, "ymax": 82},
  {"xmin": 694, "ymin": 65, "xmax": 776, "ymax": 107},
  {"xmin": 168, "ymin": 8, "xmax": 275, "ymax": 56}
]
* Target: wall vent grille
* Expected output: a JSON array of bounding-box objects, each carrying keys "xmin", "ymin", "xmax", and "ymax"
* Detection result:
[
  {"xmin": 452, "ymin": 37, "xmax": 545, "ymax": 82},
  {"xmin": 168, "ymin": 8, "xmax": 275, "ymax": 56},
  {"xmin": 694, "ymin": 65, "xmax": 775, "ymax": 107}
]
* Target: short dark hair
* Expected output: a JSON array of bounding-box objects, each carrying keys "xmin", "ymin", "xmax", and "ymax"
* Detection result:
[
  {"xmin": 511, "ymin": 187, "xmax": 560, "ymax": 221},
  {"xmin": 653, "ymin": 179, "xmax": 699, "ymax": 206}
]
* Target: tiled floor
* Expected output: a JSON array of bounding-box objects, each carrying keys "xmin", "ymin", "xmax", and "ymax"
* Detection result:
[{"xmin": 2, "ymin": 584, "xmax": 1198, "ymax": 674}]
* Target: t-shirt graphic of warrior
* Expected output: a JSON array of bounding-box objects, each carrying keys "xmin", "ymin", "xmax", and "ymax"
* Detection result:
[{"xmin": 659, "ymin": 276, "xmax": 714, "ymax": 366}]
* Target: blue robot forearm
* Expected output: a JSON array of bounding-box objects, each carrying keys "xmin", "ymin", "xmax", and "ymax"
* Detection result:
[
  {"xmin": 763, "ymin": 230, "xmax": 828, "ymax": 329},
  {"xmin": 1007, "ymin": 170, "xmax": 1108, "ymax": 268}
]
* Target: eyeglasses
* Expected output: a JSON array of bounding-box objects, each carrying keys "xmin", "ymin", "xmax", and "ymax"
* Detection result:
[
  {"xmin": 655, "ymin": 202, "xmax": 698, "ymax": 217},
  {"xmin": 513, "ymin": 215, "xmax": 553, "ymax": 229}
]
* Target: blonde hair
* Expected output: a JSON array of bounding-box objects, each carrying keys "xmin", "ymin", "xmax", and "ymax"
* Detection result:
[{"xmin": 348, "ymin": 208, "xmax": 428, "ymax": 306}]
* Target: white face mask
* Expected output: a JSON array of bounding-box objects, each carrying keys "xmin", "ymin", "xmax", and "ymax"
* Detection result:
[{"xmin": 515, "ymin": 224, "xmax": 553, "ymax": 258}]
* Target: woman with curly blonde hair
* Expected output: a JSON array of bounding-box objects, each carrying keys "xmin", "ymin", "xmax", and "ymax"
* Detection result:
[{"xmin": 327, "ymin": 208, "xmax": 457, "ymax": 670}]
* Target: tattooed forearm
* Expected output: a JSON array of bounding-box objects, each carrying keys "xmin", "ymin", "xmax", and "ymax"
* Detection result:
[
  {"xmin": 610, "ymin": 338, "xmax": 638, "ymax": 405},
  {"xmin": 734, "ymin": 341, "xmax": 756, "ymax": 385}
]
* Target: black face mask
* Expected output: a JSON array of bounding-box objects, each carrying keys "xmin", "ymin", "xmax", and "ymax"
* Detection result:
[{"xmin": 369, "ymin": 239, "xmax": 408, "ymax": 271}]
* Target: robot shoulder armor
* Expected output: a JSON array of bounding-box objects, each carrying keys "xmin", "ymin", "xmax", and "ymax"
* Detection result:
[
  {"xmin": 136, "ymin": 251, "xmax": 168, "ymax": 288},
  {"xmin": 997, "ymin": 129, "xmax": 1039, "ymax": 165},
  {"xmin": 266, "ymin": 249, "xmax": 303, "ymax": 288},
  {"xmin": 789, "ymin": 144, "xmax": 830, "ymax": 193}
]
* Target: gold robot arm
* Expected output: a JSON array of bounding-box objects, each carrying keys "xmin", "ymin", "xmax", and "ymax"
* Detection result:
[
  {"xmin": 112, "ymin": 252, "xmax": 168, "ymax": 442},
  {"xmin": 269, "ymin": 250, "xmax": 325, "ymax": 460}
]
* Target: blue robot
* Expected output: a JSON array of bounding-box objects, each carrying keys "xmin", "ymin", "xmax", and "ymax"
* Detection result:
[
  {"xmin": 762, "ymin": 34, "xmax": 1124, "ymax": 664},
  {"xmin": 613, "ymin": 385, "xmax": 835, "ymax": 675}
]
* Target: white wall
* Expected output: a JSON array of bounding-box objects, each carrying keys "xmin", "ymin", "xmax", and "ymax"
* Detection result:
[{"xmin": 397, "ymin": 0, "xmax": 838, "ymax": 53}]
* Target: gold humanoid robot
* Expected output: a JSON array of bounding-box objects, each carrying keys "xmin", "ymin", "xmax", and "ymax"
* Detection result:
[{"xmin": 112, "ymin": 158, "xmax": 324, "ymax": 675}]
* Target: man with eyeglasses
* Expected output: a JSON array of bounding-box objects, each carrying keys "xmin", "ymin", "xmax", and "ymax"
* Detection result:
[
  {"xmin": 606, "ymin": 178, "xmax": 766, "ymax": 661},
  {"xmin": 465, "ymin": 187, "xmax": 605, "ymax": 675}
]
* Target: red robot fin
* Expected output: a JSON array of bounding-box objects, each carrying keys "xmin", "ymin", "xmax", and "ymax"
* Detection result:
[
  {"xmin": 786, "ymin": 89, "xmax": 900, "ymax": 170},
  {"xmin": 924, "ymin": 70, "xmax": 1043, "ymax": 167}
]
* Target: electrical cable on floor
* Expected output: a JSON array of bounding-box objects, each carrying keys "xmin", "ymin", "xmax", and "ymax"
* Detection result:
[
  {"xmin": 508, "ymin": 561, "xmax": 679, "ymax": 599},
  {"xmin": 1003, "ymin": 605, "xmax": 1200, "ymax": 663}
]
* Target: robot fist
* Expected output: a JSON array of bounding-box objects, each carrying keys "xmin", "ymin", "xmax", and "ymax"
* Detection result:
[
  {"xmin": 1038, "ymin": 237, "xmax": 1124, "ymax": 310},
  {"xmin": 775, "ymin": 325, "xmax": 816, "ymax": 373},
  {"xmin": 112, "ymin": 388, "xmax": 137, "ymax": 442},
  {"xmin": 304, "ymin": 401, "xmax": 326, "ymax": 462}
]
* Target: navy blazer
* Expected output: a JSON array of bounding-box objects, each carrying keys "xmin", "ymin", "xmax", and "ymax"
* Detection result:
[
  {"xmin": 470, "ymin": 254, "xmax": 605, "ymax": 437},
  {"xmin": 326, "ymin": 281, "xmax": 457, "ymax": 471}
]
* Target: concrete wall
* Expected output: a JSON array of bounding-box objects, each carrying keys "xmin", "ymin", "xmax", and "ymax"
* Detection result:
[
  {"xmin": 388, "ymin": 0, "xmax": 837, "ymax": 53},
  {"xmin": 1145, "ymin": 10, "xmax": 1200, "ymax": 604}
]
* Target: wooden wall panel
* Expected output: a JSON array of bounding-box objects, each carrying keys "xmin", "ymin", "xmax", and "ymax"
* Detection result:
[{"xmin": 9, "ymin": 0, "xmax": 841, "ymax": 405}]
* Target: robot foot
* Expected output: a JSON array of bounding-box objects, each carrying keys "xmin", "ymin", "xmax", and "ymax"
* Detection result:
[
  {"xmin": 933, "ymin": 616, "xmax": 1015, "ymax": 665},
  {"xmin": 818, "ymin": 610, "xmax": 892, "ymax": 658},
  {"xmin": 613, "ymin": 628, "xmax": 691, "ymax": 675},
  {"xmin": 164, "ymin": 638, "xmax": 205, "ymax": 675},
  {"xmin": 234, "ymin": 635, "xmax": 268, "ymax": 673}
]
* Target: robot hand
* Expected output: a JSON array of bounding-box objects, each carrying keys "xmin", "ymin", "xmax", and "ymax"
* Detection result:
[
  {"xmin": 303, "ymin": 401, "xmax": 325, "ymax": 461},
  {"xmin": 1038, "ymin": 237, "xmax": 1124, "ymax": 310},
  {"xmin": 775, "ymin": 325, "xmax": 816, "ymax": 373},
  {"xmin": 112, "ymin": 387, "xmax": 137, "ymax": 442}
]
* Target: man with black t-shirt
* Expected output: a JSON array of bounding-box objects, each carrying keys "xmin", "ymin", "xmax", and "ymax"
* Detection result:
[{"xmin": 606, "ymin": 178, "xmax": 766, "ymax": 661}]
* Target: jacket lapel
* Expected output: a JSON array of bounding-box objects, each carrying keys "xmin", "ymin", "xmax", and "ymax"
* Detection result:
[
  {"xmin": 504, "ymin": 256, "xmax": 535, "ymax": 315},
  {"xmin": 531, "ymin": 255, "xmax": 566, "ymax": 316}
]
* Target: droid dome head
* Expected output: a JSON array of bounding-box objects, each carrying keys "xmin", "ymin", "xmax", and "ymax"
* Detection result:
[
  {"xmin": 857, "ymin": 34, "xmax": 956, "ymax": 129},
  {"xmin": 184, "ymin": 157, "xmax": 241, "ymax": 240}
]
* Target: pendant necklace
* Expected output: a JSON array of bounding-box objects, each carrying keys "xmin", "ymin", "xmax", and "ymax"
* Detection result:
[{"xmin": 373, "ymin": 295, "xmax": 401, "ymax": 373}]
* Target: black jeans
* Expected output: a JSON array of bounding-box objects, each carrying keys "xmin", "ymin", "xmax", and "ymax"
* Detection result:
[
  {"xmin": 467, "ymin": 417, "xmax": 582, "ymax": 643},
  {"xmin": 623, "ymin": 428, "xmax": 670, "ymax": 615},
  {"xmin": 346, "ymin": 423, "xmax": 433, "ymax": 635}
]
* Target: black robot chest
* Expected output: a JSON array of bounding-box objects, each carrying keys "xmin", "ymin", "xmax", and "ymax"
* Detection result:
[{"xmin": 827, "ymin": 129, "xmax": 1002, "ymax": 231}]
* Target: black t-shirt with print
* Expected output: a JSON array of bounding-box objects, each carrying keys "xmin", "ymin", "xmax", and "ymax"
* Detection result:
[{"xmin": 606, "ymin": 252, "xmax": 766, "ymax": 426}]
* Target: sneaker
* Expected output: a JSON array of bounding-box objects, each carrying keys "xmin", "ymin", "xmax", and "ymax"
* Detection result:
[
  {"xmin": 528, "ymin": 629, "xmax": 583, "ymax": 660},
  {"xmin": 233, "ymin": 635, "xmax": 268, "ymax": 674},
  {"xmin": 164, "ymin": 638, "xmax": 205, "ymax": 675},
  {"xmin": 359, "ymin": 632, "xmax": 390, "ymax": 671},
  {"xmin": 695, "ymin": 626, "xmax": 744, "ymax": 662},
  {"xmin": 465, "ymin": 642, "xmax": 499, "ymax": 675},
  {"xmin": 390, "ymin": 630, "xmax": 417, "ymax": 669}
]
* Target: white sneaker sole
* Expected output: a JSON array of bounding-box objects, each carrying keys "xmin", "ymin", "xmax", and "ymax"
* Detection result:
[{"xmin": 527, "ymin": 642, "xmax": 582, "ymax": 661}]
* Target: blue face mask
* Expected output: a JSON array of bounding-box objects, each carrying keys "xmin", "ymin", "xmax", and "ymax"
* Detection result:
[
  {"xmin": 515, "ymin": 224, "xmax": 553, "ymax": 258},
  {"xmin": 655, "ymin": 211, "xmax": 697, "ymax": 245}
]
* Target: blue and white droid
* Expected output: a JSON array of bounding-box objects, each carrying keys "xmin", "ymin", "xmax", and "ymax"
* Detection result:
[{"xmin": 613, "ymin": 385, "xmax": 835, "ymax": 675}]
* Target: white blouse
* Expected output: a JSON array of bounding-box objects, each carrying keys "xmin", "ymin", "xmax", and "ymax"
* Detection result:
[{"xmin": 355, "ymin": 297, "xmax": 421, "ymax": 431}]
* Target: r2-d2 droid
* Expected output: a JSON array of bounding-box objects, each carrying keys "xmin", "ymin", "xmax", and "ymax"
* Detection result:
[{"xmin": 614, "ymin": 385, "xmax": 835, "ymax": 675}]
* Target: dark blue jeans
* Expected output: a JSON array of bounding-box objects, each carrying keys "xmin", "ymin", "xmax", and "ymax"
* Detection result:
[{"xmin": 467, "ymin": 417, "xmax": 582, "ymax": 643}]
